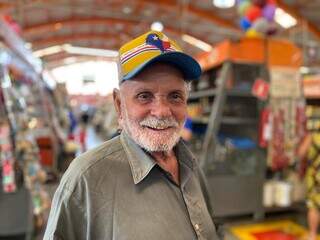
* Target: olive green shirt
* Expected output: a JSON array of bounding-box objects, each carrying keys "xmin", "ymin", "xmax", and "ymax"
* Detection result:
[{"xmin": 44, "ymin": 132, "xmax": 219, "ymax": 240}]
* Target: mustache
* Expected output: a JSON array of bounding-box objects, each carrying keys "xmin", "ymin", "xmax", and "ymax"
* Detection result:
[{"xmin": 139, "ymin": 116, "xmax": 179, "ymax": 129}]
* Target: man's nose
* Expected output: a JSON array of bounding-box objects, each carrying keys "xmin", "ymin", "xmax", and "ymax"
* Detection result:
[{"xmin": 150, "ymin": 98, "xmax": 172, "ymax": 118}]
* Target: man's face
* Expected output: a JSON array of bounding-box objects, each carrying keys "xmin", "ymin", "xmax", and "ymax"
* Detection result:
[{"xmin": 114, "ymin": 63, "xmax": 188, "ymax": 152}]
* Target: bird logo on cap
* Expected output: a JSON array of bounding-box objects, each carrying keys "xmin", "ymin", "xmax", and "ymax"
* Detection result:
[{"xmin": 146, "ymin": 33, "xmax": 171, "ymax": 53}]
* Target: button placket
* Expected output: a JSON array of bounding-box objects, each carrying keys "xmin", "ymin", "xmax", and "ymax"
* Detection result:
[{"xmin": 184, "ymin": 193, "xmax": 204, "ymax": 237}]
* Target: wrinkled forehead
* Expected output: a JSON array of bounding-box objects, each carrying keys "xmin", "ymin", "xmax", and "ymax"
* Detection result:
[
  {"xmin": 121, "ymin": 76, "xmax": 187, "ymax": 93},
  {"xmin": 120, "ymin": 64, "xmax": 187, "ymax": 93}
]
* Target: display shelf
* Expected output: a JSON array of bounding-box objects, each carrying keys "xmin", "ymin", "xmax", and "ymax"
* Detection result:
[
  {"xmin": 189, "ymin": 89, "xmax": 218, "ymax": 99},
  {"xmin": 227, "ymin": 89, "xmax": 254, "ymax": 97},
  {"xmin": 192, "ymin": 37, "xmax": 304, "ymax": 220},
  {"xmin": 264, "ymin": 201, "xmax": 305, "ymax": 214},
  {"xmin": 191, "ymin": 117, "xmax": 258, "ymax": 129},
  {"xmin": 189, "ymin": 88, "xmax": 254, "ymax": 100},
  {"xmin": 221, "ymin": 117, "xmax": 257, "ymax": 125},
  {"xmin": 188, "ymin": 60, "xmax": 267, "ymax": 220}
]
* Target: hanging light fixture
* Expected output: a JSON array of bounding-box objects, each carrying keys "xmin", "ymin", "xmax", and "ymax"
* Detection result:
[
  {"xmin": 274, "ymin": 8, "xmax": 297, "ymax": 29},
  {"xmin": 213, "ymin": 0, "xmax": 235, "ymax": 8},
  {"xmin": 151, "ymin": 21, "xmax": 164, "ymax": 32}
]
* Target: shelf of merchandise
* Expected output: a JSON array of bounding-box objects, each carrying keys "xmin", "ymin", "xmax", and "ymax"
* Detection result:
[
  {"xmin": 190, "ymin": 37, "xmax": 303, "ymax": 220},
  {"xmin": 188, "ymin": 61, "xmax": 265, "ymax": 219},
  {"xmin": 0, "ymin": 19, "xmax": 60, "ymax": 171},
  {"xmin": 189, "ymin": 88, "xmax": 254, "ymax": 100},
  {"xmin": 0, "ymin": 17, "xmax": 59, "ymax": 237},
  {"xmin": 221, "ymin": 117, "xmax": 257, "ymax": 125}
]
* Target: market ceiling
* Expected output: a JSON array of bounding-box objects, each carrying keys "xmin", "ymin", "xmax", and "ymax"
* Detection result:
[{"xmin": 0, "ymin": 0, "xmax": 319, "ymax": 68}]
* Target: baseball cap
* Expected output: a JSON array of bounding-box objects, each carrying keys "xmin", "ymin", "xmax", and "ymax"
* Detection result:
[{"xmin": 119, "ymin": 31, "xmax": 201, "ymax": 83}]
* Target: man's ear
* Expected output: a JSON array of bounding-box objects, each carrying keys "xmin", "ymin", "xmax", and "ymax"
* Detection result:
[{"xmin": 113, "ymin": 88, "xmax": 122, "ymax": 118}]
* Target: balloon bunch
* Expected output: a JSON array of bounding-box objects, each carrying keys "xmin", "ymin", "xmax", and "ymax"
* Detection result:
[{"xmin": 237, "ymin": 0, "xmax": 277, "ymax": 37}]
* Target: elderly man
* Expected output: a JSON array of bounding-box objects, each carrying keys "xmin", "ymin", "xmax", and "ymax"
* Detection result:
[{"xmin": 44, "ymin": 31, "xmax": 219, "ymax": 240}]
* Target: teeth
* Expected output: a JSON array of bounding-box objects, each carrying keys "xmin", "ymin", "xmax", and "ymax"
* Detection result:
[{"xmin": 149, "ymin": 126, "xmax": 168, "ymax": 130}]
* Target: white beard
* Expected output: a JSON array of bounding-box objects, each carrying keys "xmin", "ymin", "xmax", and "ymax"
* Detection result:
[{"xmin": 120, "ymin": 104, "xmax": 182, "ymax": 152}]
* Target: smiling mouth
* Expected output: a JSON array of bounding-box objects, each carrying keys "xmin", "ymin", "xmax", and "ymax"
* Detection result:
[{"xmin": 145, "ymin": 126, "xmax": 173, "ymax": 131}]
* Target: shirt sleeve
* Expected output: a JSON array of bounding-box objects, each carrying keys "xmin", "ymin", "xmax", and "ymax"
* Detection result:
[{"xmin": 43, "ymin": 186, "xmax": 87, "ymax": 240}]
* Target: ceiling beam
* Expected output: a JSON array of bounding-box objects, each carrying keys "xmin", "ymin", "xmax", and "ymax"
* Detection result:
[
  {"xmin": 22, "ymin": 17, "xmax": 208, "ymax": 44},
  {"xmin": 32, "ymin": 33, "xmax": 119, "ymax": 48},
  {"xmin": 31, "ymin": 32, "xmax": 201, "ymax": 56},
  {"xmin": 20, "ymin": 0, "xmax": 239, "ymax": 34},
  {"xmin": 278, "ymin": 0, "xmax": 320, "ymax": 39},
  {"xmin": 139, "ymin": 0, "xmax": 240, "ymax": 32},
  {"xmin": 41, "ymin": 42, "xmax": 116, "ymax": 65},
  {"xmin": 23, "ymin": 17, "xmax": 147, "ymax": 36}
]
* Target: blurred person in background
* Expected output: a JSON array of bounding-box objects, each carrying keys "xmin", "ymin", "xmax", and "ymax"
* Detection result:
[
  {"xmin": 67, "ymin": 107, "xmax": 78, "ymax": 140},
  {"xmin": 298, "ymin": 132, "xmax": 320, "ymax": 240},
  {"xmin": 44, "ymin": 31, "xmax": 220, "ymax": 240},
  {"xmin": 77, "ymin": 110, "xmax": 90, "ymax": 153}
]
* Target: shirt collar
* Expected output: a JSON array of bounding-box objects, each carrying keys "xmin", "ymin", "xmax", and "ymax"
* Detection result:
[{"xmin": 120, "ymin": 131, "xmax": 195, "ymax": 185}]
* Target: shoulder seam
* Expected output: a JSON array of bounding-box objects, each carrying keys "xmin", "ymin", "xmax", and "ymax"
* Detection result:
[{"xmin": 68, "ymin": 145, "xmax": 124, "ymax": 199}]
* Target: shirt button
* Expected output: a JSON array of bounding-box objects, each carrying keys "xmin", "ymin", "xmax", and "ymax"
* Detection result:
[{"xmin": 194, "ymin": 224, "xmax": 200, "ymax": 231}]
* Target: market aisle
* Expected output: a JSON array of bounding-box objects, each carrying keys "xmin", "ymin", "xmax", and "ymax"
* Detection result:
[{"xmin": 86, "ymin": 125, "xmax": 105, "ymax": 150}]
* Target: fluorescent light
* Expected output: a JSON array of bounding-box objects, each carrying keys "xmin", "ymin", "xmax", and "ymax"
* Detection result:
[
  {"xmin": 122, "ymin": 6, "xmax": 132, "ymax": 14},
  {"xmin": 275, "ymin": 8, "xmax": 297, "ymax": 29},
  {"xmin": 213, "ymin": 0, "xmax": 235, "ymax": 8},
  {"xmin": 63, "ymin": 45, "xmax": 118, "ymax": 57},
  {"xmin": 63, "ymin": 57, "xmax": 78, "ymax": 65},
  {"xmin": 151, "ymin": 21, "xmax": 164, "ymax": 32},
  {"xmin": 33, "ymin": 44, "xmax": 118, "ymax": 58},
  {"xmin": 182, "ymin": 34, "xmax": 213, "ymax": 52},
  {"xmin": 33, "ymin": 45, "xmax": 69, "ymax": 57}
]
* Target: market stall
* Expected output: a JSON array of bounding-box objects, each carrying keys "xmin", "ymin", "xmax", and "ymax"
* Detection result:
[
  {"xmin": 0, "ymin": 17, "xmax": 55, "ymax": 237},
  {"xmin": 193, "ymin": 37, "xmax": 305, "ymax": 219}
]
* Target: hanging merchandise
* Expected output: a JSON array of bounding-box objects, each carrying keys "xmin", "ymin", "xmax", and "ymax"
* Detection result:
[
  {"xmin": 16, "ymin": 128, "xmax": 50, "ymax": 216},
  {"xmin": 0, "ymin": 121, "xmax": 16, "ymax": 193},
  {"xmin": 267, "ymin": 67, "xmax": 305, "ymax": 171},
  {"xmin": 1, "ymin": 15, "xmax": 21, "ymax": 35},
  {"xmin": 268, "ymin": 100, "xmax": 290, "ymax": 170},
  {"xmin": 258, "ymin": 107, "xmax": 271, "ymax": 148},
  {"xmin": 296, "ymin": 101, "xmax": 307, "ymax": 140},
  {"xmin": 252, "ymin": 78, "xmax": 270, "ymax": 100},
  {"xmin": 270, "ymin": 67, "xmax": 302, "ymax": 98},
  {"xmin": 0, "ymin": 14, "xmax": 63, "ymax": 237}
]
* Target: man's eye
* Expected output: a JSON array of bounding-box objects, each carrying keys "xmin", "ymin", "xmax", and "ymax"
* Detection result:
[
  {"xmin": 137, "ymin": 92, "xmax": 153, "ymax": 102},
  {"xmin": 169, "ymin": 93, "xmax": 184, "ymax": 102}
]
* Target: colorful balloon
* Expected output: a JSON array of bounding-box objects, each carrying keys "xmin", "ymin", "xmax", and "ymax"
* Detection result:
[
  {"xmin": 246, "ymin": 28, "xmax": 263, "ymax": 38},
  {"xmin": 263, "ymin": 4, "xmax": 276, "ymax": 21},
  {"xmin": 240, "ymin": 17, "xmax": 252, "ymax": 30},
  {"xmin": 252, "ymin": 18, "xmax": 269, "ymax": 34},
  {"xmin": 238, "ymin": 1, "xmax": 252, "ymax": 16},
  {"xmin": 246, "ymin": 5, "xmax": 262, "ymax": 22},
  {"xmin": 236, "ymin": 0, "xmax": 277, "ymax": 36}
]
